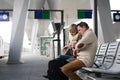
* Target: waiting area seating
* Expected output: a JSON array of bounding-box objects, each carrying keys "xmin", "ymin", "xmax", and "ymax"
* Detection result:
[
  {"xmin": 78, "ymin": 41, "xmax": 120, "ymax": 80},
  {"xmin": 93, "ymin": 43, "xmax": 109, "ymax": 68}
]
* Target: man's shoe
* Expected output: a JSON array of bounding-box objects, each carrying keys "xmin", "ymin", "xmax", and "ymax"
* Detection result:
[{"xmin": 43, "ymin": 75, "xmax": 49, "ymax": 79}]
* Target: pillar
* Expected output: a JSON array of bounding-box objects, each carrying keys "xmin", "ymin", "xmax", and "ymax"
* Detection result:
[
  {"xmin": 97, "ymin": 0, "xmax": 115, "ymax": 43},
  {"xmin": 7, "ymin": 0, "xmax": 30, "ymax": 64}
]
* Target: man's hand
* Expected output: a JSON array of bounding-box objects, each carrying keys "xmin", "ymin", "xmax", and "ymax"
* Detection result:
[{"xmin": 73, "ymin": 49, "xmax": 78, "ymax": 58}]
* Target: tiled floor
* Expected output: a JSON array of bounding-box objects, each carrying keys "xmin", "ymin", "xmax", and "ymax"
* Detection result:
[
  {"xmin": 0, "ymin": 52, "xmax": 52, "ymax": 80},
  {"xmin": 0, "ymin": 52, "xmax": 120, "ymax": 80}
]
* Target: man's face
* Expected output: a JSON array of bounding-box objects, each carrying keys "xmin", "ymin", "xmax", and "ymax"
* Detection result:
[{"xmin": 77, "ymin": 26, "xmax": 86, "ymax": 35}]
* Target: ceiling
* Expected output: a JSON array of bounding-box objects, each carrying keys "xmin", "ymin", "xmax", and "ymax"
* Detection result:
[
  {"xmin": 0, "ymin": 0, "xmax": 92, "ymax": 22},
  {"xmin": 0, "ymin": 0, "xmax": 92, "ymax": 39}
]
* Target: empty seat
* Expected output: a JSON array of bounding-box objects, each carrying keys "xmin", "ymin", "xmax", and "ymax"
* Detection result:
[
  {"xmin": 82, "ymin": 41, "xmax": 120, "ymax": 74},
  {"xmin": 93, "ymin": 43, "xmax": 109, "ymax": 67}
]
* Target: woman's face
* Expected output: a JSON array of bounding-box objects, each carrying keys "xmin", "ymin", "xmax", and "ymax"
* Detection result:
[{"xmin": 69, "ymin": 29, "xmax": 77, "ymax": 36}]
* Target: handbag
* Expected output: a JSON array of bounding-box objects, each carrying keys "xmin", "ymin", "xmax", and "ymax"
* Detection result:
[{"xmin": 65, "ymin": 48, "xmax": 73, "ymax": 56}]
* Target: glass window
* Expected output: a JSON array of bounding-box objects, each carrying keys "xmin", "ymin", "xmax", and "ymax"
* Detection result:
[{"xmin": 110, "ymin": 0, "xmax": 120, "ymax": 10}]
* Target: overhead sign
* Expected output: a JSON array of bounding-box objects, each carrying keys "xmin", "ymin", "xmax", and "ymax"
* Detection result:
[
  {"xmin": 77, "ymin": 10, "xmax": 92, "ymax": 19},
  {"xmin": 34, "ymin": 10, "xmax": 50, "ymax": 19}
]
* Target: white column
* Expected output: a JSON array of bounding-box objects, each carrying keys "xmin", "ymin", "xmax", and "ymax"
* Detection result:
[
  {"xmin": 31, "ymin": 20, "xmax": 39, "ymax": 53},
  {"xmin": 97, "ymin": 0, "xmax": 115, "ymax": 42},
  {"xmin": 7, "ymin": 0, "xmax": 30, "ymax": 64}
]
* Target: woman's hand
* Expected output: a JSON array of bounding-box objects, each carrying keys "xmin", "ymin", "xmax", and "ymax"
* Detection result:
[
  {"xmin": 62, "ymin": 45, "xmax": 69, "ymax": 53},
  {"xmin": 63, "ymin": 45, "xmax": 68, "ymax": 49},
  {"xmin": 70, "ymin": 41, "xmax": 77, "ymax": 49}
]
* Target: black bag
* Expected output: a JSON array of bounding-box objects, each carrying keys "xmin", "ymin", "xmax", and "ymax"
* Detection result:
[{"xmin": 47, "ymin": 59, "xmax": 69, "ymax": 80}]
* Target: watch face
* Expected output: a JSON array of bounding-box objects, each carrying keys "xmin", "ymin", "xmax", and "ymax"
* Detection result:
[{"xmin": 113, "ymin": 13, "xmax": 120, "ymax": 22}]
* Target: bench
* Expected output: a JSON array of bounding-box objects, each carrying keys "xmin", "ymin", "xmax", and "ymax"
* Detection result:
[
  {"xmin": 77, "ymin": 41, "xmax": 120, "ymax": 79},
  {"xmin": 93, "ymin": 43, "xmax": 109, "ymax": 67},
  {"xmin": 83, "ymin": 41, "xmax": 120, "ymax": 74}
]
